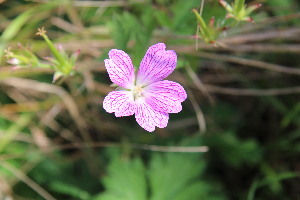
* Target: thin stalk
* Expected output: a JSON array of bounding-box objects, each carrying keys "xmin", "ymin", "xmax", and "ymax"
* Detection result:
[
  {"xmin": 192, "ymin": 9, "xmax": 211, "ymax": 41},
  {"xmin": 0, "ymin": 114, "xmax": 33, "ymax": 153}
]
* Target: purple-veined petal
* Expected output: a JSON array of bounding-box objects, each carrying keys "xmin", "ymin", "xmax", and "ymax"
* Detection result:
[
  {"xmin": 104, "ymin": 49, "xmax": 135, "ymax": 89},
  {"xmin": 144, "ymin": 80, "xmax": 187, "ymax": 113},
  {"xmin": 135, "ymin": 99, "xmax": 169, "ymax": 132},
  {"xmin": 103, "ymin": 91, "xmax": 136, "ymax": 117},
  {"xmin": 136, "ymin": 43, "xmax": 177, "ymax": 86}
]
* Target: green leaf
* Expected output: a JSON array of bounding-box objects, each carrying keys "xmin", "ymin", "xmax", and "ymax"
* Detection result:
[
  {"xmin": 234, "ymin": 0, "xmax": 245, "ymax": 14},
  {"xmin": 0, "ymin": 113, "xmax": 33, "ymax": 153},
  {"xmin": 171, "ymin": 0, "xmax": 199, "ymax": 30},
  {"xmin": 206, "ymin": 131, "xmax": 262, "ymax": 167},
  {"xmin": 154, "ymin": 10, "xmax": 172, "ymax": 28},
  {"xmin": 49, "ymin": 181, "xmax": 91, "ymax": 200},
  {"xmin": 149, "ymin": 153, "xmax": 205, "ymax": 200},
  {"xmin": 247, "ymin": 172, "xmax": 299, "ymax": 200},
  {"xmin": 281, "ymin": 102, "xmax": 300, "ymax": 127},
  {"xmin": 95, "ymin": 155, "xmax": 147, "ymax": 200},
  {"xmin": 96, "ymin": 148, "xmax": 226, "ymax": 200}
]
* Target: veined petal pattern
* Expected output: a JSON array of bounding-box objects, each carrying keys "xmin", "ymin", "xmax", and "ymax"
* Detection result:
[
  {"xmin": 104, "ymin": 49, "xmax": 135, "ymax": 89},
  {"xmin": 103, "ymin": 91, "xmax": 136, "ymax": 117},
  {"xmin": 144, "ymin": 80, "xmax": 187, "ymax": 113},
  {"xmin": 135, "ymin": 99, "xmax": 169, "ymax": 132},
  {"xmin": 136, "ymin": 43, "xmax": 177, "ymax": 86}
]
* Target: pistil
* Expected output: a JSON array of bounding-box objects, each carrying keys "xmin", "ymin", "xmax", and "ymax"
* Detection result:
[{"xmin": 132, "ymin": 85, "xmax": 144, "ymax": 100}]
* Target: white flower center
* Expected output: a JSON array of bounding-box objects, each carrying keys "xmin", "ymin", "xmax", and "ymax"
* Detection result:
[{"xmin": 132, "ymin": 85, "xmax": 144, "ymax": 100}]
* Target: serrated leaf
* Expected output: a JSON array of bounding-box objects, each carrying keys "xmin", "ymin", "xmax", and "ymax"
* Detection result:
[
  {"xmin": 149, "ymin": 153, "xmax": 204, "ymax": 200},
  {"xmin": 97, "ymin": 141, "xmax": 226, "ymax": 200},
  {"xmin": 95, "ymin": 156, "xmax": 147, "ymax": 200}
]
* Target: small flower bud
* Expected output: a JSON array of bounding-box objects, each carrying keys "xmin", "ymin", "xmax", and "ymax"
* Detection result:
[
  {"xmin": 7, "ymin": 58, "xmax": 20, "ymax": 65},
  {"xmin": 209, "ymin": 17, "xmax": 215, "ymax": 27},
  {"xmin": 74, "ymin": 49, "xmax": 81, "ymax": 57},
  {"xmin": 71, "ymin": 49, "xmax": 81, "ymax": 60},
  {"xmin": 57, "ymin": 44, "xmax": 64, "ymax": 52},
  {"xmin": 52, "ymin": 72, "xmax": 64, "ymax": 83},
  {"xmin": 244, "ymin": 16, "xmax": 254, "ymax": 23},
  {"xmin": 17, "ymin": 43, "xmax": 23, "ymax": 49},
  {"xmin": 226, "ymin": 13, "xmax": 234, "ymax": 19},
  {"xmin": 218, "ymin": 0, "xmax": 227, "ymax": 7}
]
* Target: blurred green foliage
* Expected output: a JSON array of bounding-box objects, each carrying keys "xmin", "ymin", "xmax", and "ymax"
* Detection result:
[{"xmin": 0, "ymin": 0, "xmax": 300, "ymax": 200}]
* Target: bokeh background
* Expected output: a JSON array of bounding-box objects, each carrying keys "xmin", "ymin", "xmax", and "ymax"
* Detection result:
[{"xmin": 0, "ymin": 0, "xmax": 299, "ymax": 199}]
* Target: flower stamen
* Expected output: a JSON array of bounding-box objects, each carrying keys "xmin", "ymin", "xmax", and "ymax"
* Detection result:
[{"xmin": 132, "ymin": 85, "xmax": 144, "ymax": 100}]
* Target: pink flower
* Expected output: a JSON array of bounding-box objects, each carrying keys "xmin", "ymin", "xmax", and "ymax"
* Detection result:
[{"xmin": 103, "ymin": 43, "xmax": 187, "ymax": 132}]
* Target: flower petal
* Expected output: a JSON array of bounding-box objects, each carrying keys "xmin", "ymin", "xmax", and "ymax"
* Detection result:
[
  {"xmin": 136, "ymin": 43, "xmax": 177, "ymax": 86},
  {"xmin": 135, "ymin": 99, "xmax": 169, "ymax": 132},
  {"xmin": 104, "ymin": 49, "xmax": 135, "ymax": 89},
  {"xmin": 103, "ymin": 91, "xmax": 136, "ymax": 117},
  {"xmin": 144, "ymin": 80, "xmax": 187, "ymax": 113}
]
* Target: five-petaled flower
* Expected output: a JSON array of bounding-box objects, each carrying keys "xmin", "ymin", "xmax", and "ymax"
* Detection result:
[{"xmin": 103, "ymin": 43, "xmax": 187, "ymax": 132}]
